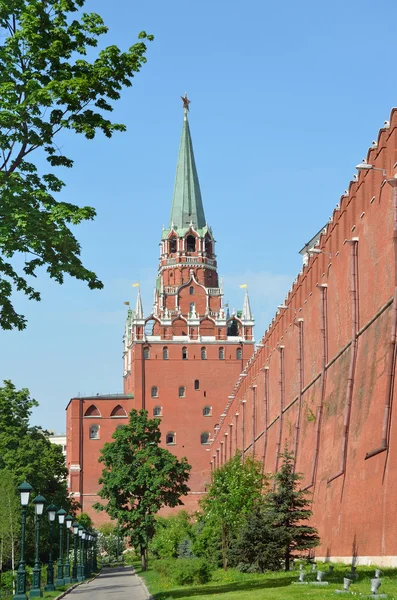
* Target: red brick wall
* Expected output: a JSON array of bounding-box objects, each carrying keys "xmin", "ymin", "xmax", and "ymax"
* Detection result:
[{"xmin": 212, "ymin": 109, "xmax": 397, "ymax": 564}]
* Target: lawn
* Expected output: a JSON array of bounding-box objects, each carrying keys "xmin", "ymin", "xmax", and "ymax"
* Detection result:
[{"xmin": 136, "ymin": 562, "xmax": 397, "ymax": 599}]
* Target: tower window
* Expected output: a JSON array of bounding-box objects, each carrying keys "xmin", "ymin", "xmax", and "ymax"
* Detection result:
[
  {"xmin": 166, "ymin": 432, "xmax": 176, "ymax": 445},
  {"xmin": 163, "ymin": 346, "xmax": 168, "ymax": 360},
  {"xmin": 153, "ymin": 406, "xmax": 162, "ymax": 417},
  {"xmin": 89, "ymin": 425, "xmax": 100, "ymax": 440},
  {"xmin": 110, "ymin": 405, "xmax": 127, "ymax": 417},
  {"xmin": 194, "ymin": 379, "xmax": 200, "ymax": 390},
  {"xmin": 236, "ymin": 348, "xmax": 242, "ymax": 360},
  {"xmin": 189, "ymin": 286, "xmax": 194, "ymax": 295},
  {"xmin": 205, "ymin": 235, "xmax": 212, "ymax": 255},
  {"xmin": 201, "ymin": 347, "xmax": 207, "ymax": 360},
  {"xmin": 201, "ymin": 432, "xmax": 210, "ymax": 445},
  {"xmin": 182, "ymin": 346, "xmax": 188, "ymax": 360},
  {"xmin": 169, "ymin": 238, "xmax": 177, "ymax": 253},
  {"xmin": 143, "ymin": 347, "xmax": 150, "ymax": 360},
  {"xmin": 203, "ymin": 406, "xmax": 212, "ymax": 416},
  {"xmin": 186, "ymin": 235, "xmax": 196, "ymax": 252},
  {"xmin": 219, "ymin": 347, "xmax": 225, "ymax": 360},
  {"xmin": 151, "ymin": 386, "xmax": 158, "ymax": 398},
  {"xmin": 178, "ymin": 386, "xmax": 186, "ymax": 398},
  {"xmin": 84, "ymin": 404, "xmax": 101, "ymax": 417}
]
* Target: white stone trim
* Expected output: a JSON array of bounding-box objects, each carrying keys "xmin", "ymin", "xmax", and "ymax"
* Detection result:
[{"xmin": 316, "ymin": 555, "xmax": 397, "ymax": 568}]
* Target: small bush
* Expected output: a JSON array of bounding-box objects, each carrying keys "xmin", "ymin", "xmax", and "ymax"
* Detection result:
[{"xmin": 153, "ymin": 558, "xmax": 212, "ymax": 585}]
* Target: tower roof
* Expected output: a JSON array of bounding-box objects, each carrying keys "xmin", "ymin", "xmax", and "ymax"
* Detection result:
[{"xmin": 168, "ymin": 114, "xmax": 206, "ymax": 231}]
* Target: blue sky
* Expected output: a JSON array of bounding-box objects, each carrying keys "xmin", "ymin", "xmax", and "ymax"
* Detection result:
[{"xmin": 2, "ymin": 0, "xmax": 397, "ymax": 432}]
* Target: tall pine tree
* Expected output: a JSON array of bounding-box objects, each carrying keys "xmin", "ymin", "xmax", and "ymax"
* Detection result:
[{"xmin": 265, "ymin": 447, "xmax": 319, "ymax": 570}]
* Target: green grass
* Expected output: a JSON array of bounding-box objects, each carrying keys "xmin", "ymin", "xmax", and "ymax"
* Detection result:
[{"xmin": 135, "ymin": 562, "xmax": 397, "ymax": 600}]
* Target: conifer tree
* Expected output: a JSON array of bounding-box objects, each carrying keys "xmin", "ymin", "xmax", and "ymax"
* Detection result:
[{"xmin": 265, "ymin": 447, "xmax": 319, "ymax": 570}]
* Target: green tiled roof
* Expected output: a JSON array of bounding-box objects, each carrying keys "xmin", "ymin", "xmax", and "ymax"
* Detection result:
[{"xmin": 168, "ymin": 115, "xmax": 206, "ymax": 232}]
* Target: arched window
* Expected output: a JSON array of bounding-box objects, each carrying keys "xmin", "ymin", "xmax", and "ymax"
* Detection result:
[
  {"xmin": 186, "ymin": 235, "xmax": 196, "ymax": 252},
  {"xmin": 166, "ymin": 432, "xmax": 176, "ymax": 445},
  {"xmin": 110, "ymin": 405, "xmax": 127, "ymax": 417},
  {"xmin": 178, "ymin": 386, "xmax": 186, "ymax": 398},
  {"xmin": 236, "ymin": 348, "xmax": 242, "ymax": 360},
  {"xmin": 143, "ymin": 347, "xmax": 150, "ymax": 360},
  {"xmin": 201, "ymin": 347, "xmax": 207, "ymax": 360},
  {"xmin": 151, "ymin": 386, "xmax": 158, "ymax": 398},
  {"xmin": 205, "ymin": 235, "xmax": 212, "ymax": 255},
  {"xmin": 219, "ymin": 347, "xmax": 225, "ymax": 360},
  {"xmin": 84, "ymin": 405, "xmax": 101, "ymax": 417},
  {"xmin": 201, "ymin": 432, "xmax": 210, "ymax": 445},
  {"xmin": 182, "ymin": 347, "xmax": 188, "ymax": 360},
  {"xmin": 89, "ymin": 425, "xmax": 100, "ymax": 440},
  {"xmin": 169, "ymin": 237, "xmax": 177, "ymax": 253},
  {"xmin": 163, "ymin": 346, "xmax": 168, "ymax": 360},
  {"xmin": 203, "ymin": 406, "xmax": 212, "ymax": 417},
  {"xmin": 189, "ymin": 286, "xmax": 194, "ymax": 295},
  {"xmin": 153, "ymin": 406, "xmax": 162, "ymax": 417},
  {"xmin": 194, "ymin": 379, "xmax": 200, "ymax": 390}
]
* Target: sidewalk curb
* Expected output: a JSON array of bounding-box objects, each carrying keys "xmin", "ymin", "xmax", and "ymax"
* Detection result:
[
  {"xmin": 132, "ymin": 567, "xmax": 153, "ymax": 600},
  {"xmin": 53, "ymin": 571, "xmax": 102, "ymax": 600}
]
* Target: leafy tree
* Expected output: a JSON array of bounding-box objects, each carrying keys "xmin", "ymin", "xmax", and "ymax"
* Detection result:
[
  {"xmin": 198, "ymin": 453, "xmax": 265, "ymax": 570},
  {"xmin": 150, "ymin": 511, "xmax": 193, "ymax": 559},
  {"xmin": 97, "ymin": 523, "xmax": 125, "ymax": 559},
  {"xmin": 94, "ymin": 409, "xmax": 191, "ymax": 571},
  {"xmin": 76, "ymin": 512, "xmax": 93, "ymax": 530},
  {"xmin": 229, "ymin": 505, "xmax": 288, "ymax": 572},
  {"xmin": 0, "ymin": 380, "xmax": 73, "ymax": 510},
  {"xmin": 0, "ymin": 470, "xmax": 20, "ymax": 583},
  {"xmin": 0, "ymin": 0, "xmax": 153, "ymax": 330},
  {"xmin": 265, "ymin": 447, "xmax": 320, "ymax": 570}
]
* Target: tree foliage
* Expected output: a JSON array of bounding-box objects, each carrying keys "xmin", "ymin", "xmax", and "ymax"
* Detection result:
[
  {"xmin": 0, "ymin": 469, "xmax": 20, "ymax": 575},
  {"xmin": 0, "ymin": 0, "xmax": 153, "ymax": 330},
  {"xmin": 229, "ymin": 505, "xmax": 288, "ymax": 572},
  {"xmin": 94, "ymin": 409, "xmax": 191, "ymax": 570},
  {"xmin": 0, "ymin": 380, "xmax": 70, "ymax": 507},
  {"xmin": 264, "ymin": 447, "xmax": 320, "ymax": 570},
  {"xmin": 198, "ymin": 453, "xmax": 265, "ymax": 569},
  {"xmin": 150, "ymin": 511, "xmax": 193, "ymax": 560}
]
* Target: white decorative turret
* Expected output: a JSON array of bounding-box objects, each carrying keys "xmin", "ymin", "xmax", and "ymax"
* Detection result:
[
  {"xmin": 135, "ymin": 287, "xmax": 144, "ymax": 319},
  {"xmin": 241, "ymin": 289, "xmax": 254, "ymax": 322}
]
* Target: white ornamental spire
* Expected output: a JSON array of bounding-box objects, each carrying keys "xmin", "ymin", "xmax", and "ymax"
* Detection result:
[
  {"xmin": 241, "ymin": 289, "xmax": 253, "ymax": 321},
  {"xmin": 135, "ymin": 287, "xmax": 144, "ymax": 319}
]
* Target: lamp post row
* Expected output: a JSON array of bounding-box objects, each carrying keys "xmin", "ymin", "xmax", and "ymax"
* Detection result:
[{"xmin": 13, "ymin": 482, "xmax": 98, "ymax": 600}]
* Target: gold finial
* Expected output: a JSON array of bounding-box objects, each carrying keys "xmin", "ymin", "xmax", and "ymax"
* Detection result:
[{"xmin": 181, "ymin": 93, "xmax": 190, "ymax": 120}]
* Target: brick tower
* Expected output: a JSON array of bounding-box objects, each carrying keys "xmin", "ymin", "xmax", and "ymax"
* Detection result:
[{"xmin": 66, "ymin": 101, "xmax": 255, "ymax": 519}]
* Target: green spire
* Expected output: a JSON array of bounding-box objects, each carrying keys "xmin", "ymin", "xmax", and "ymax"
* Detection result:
[{"xmin": 169, "ymin": 115, "xmax": 206, "ymax": 230}]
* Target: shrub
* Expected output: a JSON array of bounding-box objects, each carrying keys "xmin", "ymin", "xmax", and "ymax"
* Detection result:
[
  {"xmin": 150, "ymin": 511, "xmax": 194, "ymax": 559},
  {"xmin": 153, "ymin": 558, "xmax": 212, "ymax": 585}
]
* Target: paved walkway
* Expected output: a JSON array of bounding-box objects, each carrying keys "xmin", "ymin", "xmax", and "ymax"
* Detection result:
[{"xmin": 66, "ymin": 567, "xmax": 150, "ymax": 600}]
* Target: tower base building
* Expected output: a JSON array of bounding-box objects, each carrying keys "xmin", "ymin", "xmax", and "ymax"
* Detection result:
[{"xmin": 66, "ymin": 105, "xmax": 255, "ymax": 521}]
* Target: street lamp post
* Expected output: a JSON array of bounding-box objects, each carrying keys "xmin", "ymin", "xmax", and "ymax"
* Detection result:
[
  {"xmin": 85, "ymin": 534, "xmax": 91, "ymax": 578},
  {"xmin": 63, "ymin": 515, "xmax": 73, "ymax": 584},
  {"xmin": 30, "ymin": 495, "xmax": 47, "ymax": 598},
  {"xmin": 44, "ymin": 505, "xmax": 57, "ymax": 592},
  {"xmin": 71, "ymin": 522, "xmax": 79, "ymax": 582},
  {"xmin": 13, "ymin": 481, "xmax": 33, "ymax": 600},
  {"xmin": 92, "ymin": 534, "xmax": 98, "ymax": 572},
  {"xmin": 55, "ymin": 509, "xmax": 66, "ymax": 586},
  {"xmin": 77, "ymin": 526, "xmax": 85, "ymax": 582},
  {"xmin": 82, "ymin": 532, "xmax": 88, "ymax": 579}
]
